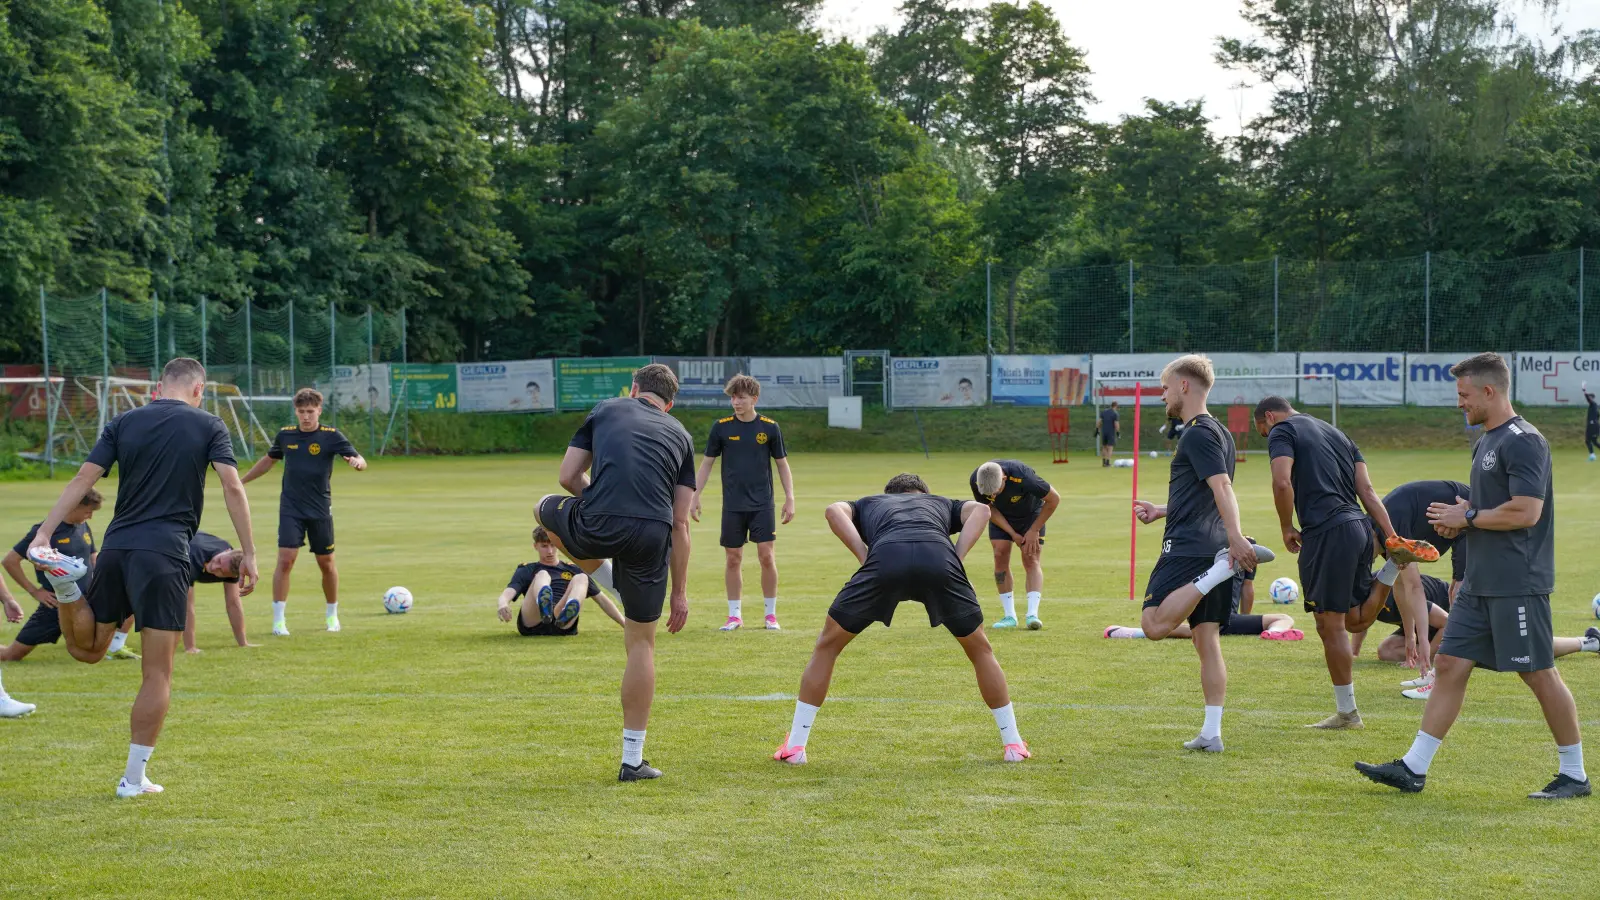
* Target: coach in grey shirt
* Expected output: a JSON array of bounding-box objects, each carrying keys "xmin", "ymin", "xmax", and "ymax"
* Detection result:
[{"xmin": 1356, "ymin": 353, "xmax": 1588, "ymax": 799}]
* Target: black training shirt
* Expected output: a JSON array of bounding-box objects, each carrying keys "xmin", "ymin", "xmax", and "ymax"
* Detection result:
[
  {"xmin": 87, "ymin": 399, "xmax": 237, "ymax": 560},
  {"xmin": 13, "ymin": 521, "xmax": 95, "ymax": 594},
  {"xmin": 1162, "ymin": 413, "xmax": 1235, "ymax": 557},
  {"xmin": 850, "ymin": 494, "xmax": 967, "ymax": 546},
  {"xmin": 1586, "ymin": 392, "xmax": 1598, "ymax": 428},
  {"xmin": 269, "ymin": 425, "xmax": 358, "ymax": 519},
  {"xmin": 969, "ymin": 459, "xmax": 1051, "ymax": 525},
  {"xmin": 1267, "ymin": 413, "xmax": 1366, "ymax": 536},
  {"xmin": 570, "ymin": 397, "xmax": 696, "ymax": 525},
  {"xmin": 1099, "ymin": 407, "xmax": 1119, "ymax": 438},
  {"xmin": 704, "ymin": 414, "xmax": 787, "ymax": 512},
  {"xmin": 1462, "ymin": 416, "xmax": 1554, "ymax": 596},
  {"xmin": 189, "ymin": 532, "xmax": 237, "ymax": 584},
  {"xmin": 1374, "ymin": 480, "xmax": 1470, "ymax": 548},
  {"xmin": 507, "ymin": 561, "xmax": 603, "ymax": 600}
]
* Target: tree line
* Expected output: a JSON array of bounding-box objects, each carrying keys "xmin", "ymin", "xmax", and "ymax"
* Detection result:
[{"xmin": 2, "ymin": 0, "xmax": 1597, "ymax": 363}]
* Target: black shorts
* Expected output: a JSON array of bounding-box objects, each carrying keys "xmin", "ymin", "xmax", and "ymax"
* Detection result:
[
  {"xmin": 1299, "ymin": 517, "xmax": 1374, "ymax": 615},
  {"xmin": 1439, "ymin": 592, "xmax": 1554, "ymax": 672},
  {"xmin": 1142, "ymin": 554, "xmax": 1231, "ymax": 627},
  {"xmin": 1100, "ymin": 437, "xmax": 1116, "ymax": 449},
  {"xmin": 1222, "ymin": 614, "xmax": 1265, "ymax": 636},
  {"xmin": 828, "ymin": 540, "xmax": 984, "ymax": 637},
  {"xmin": 280, "ymin": 514, "xmax": 336, "ymax": 555},
  {"xmin": 15, "ymin": 602, "xmax": 62, "ymax": 645},
  {"xmin": 721, "ymin": 508, "xmax": 776, "ymax": 548},
  {"xmin": 516, "ymin": 615, "xmax": 578, "ymax": 637},
  {"xmin": 1378, "ymin": 575, "xmax": 1451, "ymax": 633},
  {"xmin": 538, "ymin": 495, "xmax": 671, "ymax": 624},
  {"xmin": 988, "ymin": 518, "xmax": 1047, "ymax": 544},
  {"xmin": 86, "ymin": 549, "xmax": 192, "ymax": 632}
]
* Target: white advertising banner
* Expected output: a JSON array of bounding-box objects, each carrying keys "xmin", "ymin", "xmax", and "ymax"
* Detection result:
[
  {"xmin": 1205, "ymin": 353, "xmax": 1301, "ymax": 405},
  {"xmin": 990, "ymin": 354, "xmax": 1092, "ymax": 406},
  {"xmin": 1514, "ymin": 352, "xmax": 1600, "ymax": 406},
  {"xmin": 330, "ymin": 364, "xmax": 391, "ymax": 414},
  {"xmin": 748, "ymin": 357, "xmax": 844, "ymax": 408},
  {"xmin": 1298, "ymin": 353, "xmax": 1406, "ymax": 406},
  {"xmin": 1090, "ymin": 353, "xmax": 1168, "ymax": 405},
  {"xmin": 1407, "ymin": 353, "xmax": 1512, "ymax": 407},
  {"xmin": 456, "ymin": 360, "xmax": 556, "ymax": 412},
  {"xmin": 890, "ymin": 356, "xmax": 988, "ymax": 407}
]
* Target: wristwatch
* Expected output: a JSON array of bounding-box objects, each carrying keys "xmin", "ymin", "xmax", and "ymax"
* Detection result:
[{"xmin": 1464, "ymin": 508, "xmax": 1479, "ymax": 528}]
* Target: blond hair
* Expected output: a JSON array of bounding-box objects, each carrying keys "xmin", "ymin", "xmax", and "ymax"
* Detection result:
[
  {"xmin": 724, "ymin": 374, "xmax": 760, "ymax": 398},
  {"xmin": 1161, "ymin": 354, "xmax": 1215, "ymax": 391}
]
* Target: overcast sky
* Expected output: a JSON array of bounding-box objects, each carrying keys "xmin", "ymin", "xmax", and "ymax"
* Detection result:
[{"xmin": 816, "ymin": 0, "xmax": 1600, "ymax": 135}]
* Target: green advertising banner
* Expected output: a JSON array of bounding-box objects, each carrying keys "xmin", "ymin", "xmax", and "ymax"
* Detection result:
[
  {"xmin": 391, "ymin": 363, "xmax": 458, "ymax": 411},
  {"xmin": 557, "ymin": 357, "xmax": 650, "ymax": 410}
]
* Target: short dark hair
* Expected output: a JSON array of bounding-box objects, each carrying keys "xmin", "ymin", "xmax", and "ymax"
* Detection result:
[
  {"xmin": 958, "ymin": 377, "xmax": 973, "ymax": 387},
  {"xmin": 633, "ymin": 363, "xmax": 679, "ymax": 404},
  {"xmin": 161, "ymin": 357, "xmax": 205, "ymax": 386},
  {"xmin": 884, "ymin": 473, "xmax": 930, "ymax": 494},
  {"xmin": 526, "ymin": 381, "xmax": 540, "ymax": 390},
  {"xmin": 532, "ymin": 526, "xmax": 552, "ymax": 544},
  {"xmin": 79, "ymin": 487, "xmax": 104, "ymax": 509},
  {"xmin": 294, "ymin": 388, "xmax": 323, "ymax": 408},
  {"xmin": 724, "ymin": 374, "xmax": 760, "ymax": 398},
  {"xmin": 1451, "ymin": 352, "xmax": 1511, "ymax": 392},
  {"xmin": 1253, "ymin": 395, "xmax": 1293, "ymax": 420}
]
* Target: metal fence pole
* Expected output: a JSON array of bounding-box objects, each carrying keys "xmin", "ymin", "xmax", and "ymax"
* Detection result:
[
  {"xmin": 366, "ymin": 305, "xmax": 375, "ymax": 448},
  {"xmin": 40, "ymin": 285, "xmax": 54, "ymax": 476},
  {"xmin": 100, "ymin": 287, "xmax": 109, "ymax": 436},
  {"xmin": 401, "ymin": 307, "xmax": 410, "ymax": 456},
  {"xmin": 1581, "ymin": 248, "xmax": 1586, "ymax": 353},
  {"xmin": 985, "ymin": 262, "xmax": 992, "ymax": 354},
  {"xmin": 1272, "ymin": 255, "xmax": 1280, "ymax": 352},
  {"xmin": 329, "ymin": 299, "xmax": 336, "ymax": 423},
  {"xmin": 1127, "ymin": 259, "xmax": 1135, "ymax": 353},
  {"xmin": 1423, "ymin": 251, "xmax": 1431, "ymax": 353},
  {"xmin": 200, "ymin": 295, "xmax": 207, "ymax": 370},
  {"xmin": 245, "ymin": 301, "xmax": 254, "ymax": 399},
  {"xmin": 152, "ymin": 291, "xmax": 160, "ymax": 378},
  {"xmin": 288, "ymin": 301, "xmax": 296, "ymax": 392}
]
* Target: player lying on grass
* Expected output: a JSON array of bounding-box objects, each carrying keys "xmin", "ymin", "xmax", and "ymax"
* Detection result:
[
  {"xmin": 773, "ymin": 473, "xmax": 1029, "ymax": 765},
  {"xmin": 497, "ymin": 527, "xmax": 625, "ymax": 635},
  {"xmin": 1105, "ymin": 563, "xmax": 1303, "ymax": 641},
  {"xmin": 970, "ymin": 459, "xmax": 1060, "ymax": 629},
  {"xmin": 182, "ymin": 532, "xmax": 257, "ymax": 653},
  {"xmin": 2, "ymin": 488, "xmax": 141, "ymax": 667}
]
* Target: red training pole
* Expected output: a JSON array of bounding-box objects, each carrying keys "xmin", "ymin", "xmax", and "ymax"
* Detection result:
[{"xmin": 1129, "ymin": 381, "xmax": 1141, "ymax": 601}]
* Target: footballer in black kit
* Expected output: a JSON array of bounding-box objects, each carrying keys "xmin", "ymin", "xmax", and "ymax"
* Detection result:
[
  {"xmin": 969, "ymin": 458, "xmax": 1060, "ymax": 628},
  {"xmin": 1585, "ymin": 386, "xmax": 1600, "ymax": 459},
  {"xmin": 182, "ymin": 532, "xmax": 256, "ymax": 651},
  {"xmin": 771, "ymin": 473, "xmax": 1032, "ymax": 766},
  {"xmin": 0, "ymin": 490, "xmax": 124, "ymax": 662},
  {"xmin": 26, "ymin": 358, "xmax": 258, "ymax": 797},
  {"xmin": 1096, "ymin": 402, "xmax": 1120, "ymax": 466},
  {"xmin": 534, "ymin": 363, "xmax": 696, "ymax": 781},
  {"xmin": 1141, "ymin": 413, "xmax": 1241, "ymax": 627},
  {"xmin": 241, "ymin": 387, "xmax": 366, "ymax": 635},
  {"xmin": 1256, "ymin": 395, "xmax": 1397, "ymax": 730},
  {"xmin": 496, "ymin": 526, "xmax": 624, "ymax": 635}
]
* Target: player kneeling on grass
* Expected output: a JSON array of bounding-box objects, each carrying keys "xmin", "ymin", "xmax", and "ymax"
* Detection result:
[
  {"xmin": 970, "ymin": 459, "xmax": 1059, "ymax": 630},
  {"xmin": 773, "ymin": 473, "xmax": 1029, "ymax": 765},
  {"xmin": 181, "ymin": 532, "xmax": 258, "ymax": 652},
  {"xmin": 498, "ymin": 527, "xmax": 625, "ymax": 635}
]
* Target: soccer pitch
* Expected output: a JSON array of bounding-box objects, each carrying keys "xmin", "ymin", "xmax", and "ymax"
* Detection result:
[{"xmin": 3, "ymin": 448, "xmax": 1599, "ymax": 898}]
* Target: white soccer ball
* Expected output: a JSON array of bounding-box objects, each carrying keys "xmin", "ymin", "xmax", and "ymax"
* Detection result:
[
  {"xmin": 1113, "ymin": 458, "xmax": 1134, "ymax": 468},
  {"xmin": 1149, "ymin": 451, "xmax": 1158, "ymax": 458},
  {"xmin": 1592, "ymin": 593, "xmax": 1600, "ymax": 619},
  {"xmin": 383, "ymin": 586, "xmax": 414, "ymax": 614},
  {"xmin": 1269, "ymin": 577, "xmax": 1300, "ymax": 605}
]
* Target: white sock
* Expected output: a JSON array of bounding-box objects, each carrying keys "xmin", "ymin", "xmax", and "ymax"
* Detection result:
[
  {"xmin": 728, "ymin": 600, "xmax": 742, "ymax": 619},
  {"xmin": 789, "ymin": 700, "xmax": 820, "ymax": 748},
  {"xmin": 1025, "ymin": 591, "xmax": 1041, "ymax": 618},
  {"xmin": 0, "ymin": 666, "xmax": 8, "ymax": 699},
  {"xmin": 1582, "ymin": 634, "xmax": 1600, "ymax": 654},
  {"xmin": 621, "ymin": 729, "xmax": 646, "ymax": 767},
  {"xmin": 764, "ymin": 597, "xmax": 777, "ymax": 618},
  {"xmin": 1333, "ymin": 683, "xmax": 1357, "ymax": 714},
  {"xmin": 1402, "ymin": 730, "xmax": 1442, "ymax": 775},
  {"xmin": 272, "ymin": 601, "xmax": 286, "ymax": 623},
  {"xmin": 591, "ymin": 561, "xmax": 616, "ymax": 592},
  {"xmin": 108, "ymin": 631, "xmax": 129, "ymax": 653},
  {"xmin": 1558, "ymin": 743, "xmax": 1588, "ymax": 782},
  {"xmin": 991, "ymin": 702, "xmax": 1022, "ymax": 745},
  {"xmin": 999, "ymin": 591, "xmax": 1016, "ymax": 619},
  {"xmin": 1200, "ymin": 705, "xmax": 1223, "ymax": 740},
  {"xmin": 326, "ymin": 602, "xmax": 338, "ymax": 617},
  {"xmin": 124, "ymin": 743, "xmax": 154, "ymax": 784},
  {"xmin": 1193, "ymin": 556, "xmax": 1235, "ymax": 593}
]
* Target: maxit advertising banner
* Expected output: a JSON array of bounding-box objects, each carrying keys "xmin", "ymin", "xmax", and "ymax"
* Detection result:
[
  {"xmin": 1407, "ymin": 353, "xmax": 1510, "ymax": 407},
  {"xmin": 1298, "ymin": 353, "xmax": 1406, "ymax": 406}
]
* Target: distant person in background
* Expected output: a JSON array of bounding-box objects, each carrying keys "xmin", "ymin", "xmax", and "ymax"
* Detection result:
[
  {"xmin": 1097, "ymin": 401, "xmax": 1120, "ymax": 467},
  {"xmin": 1584, "ymin": 382, "xmax": 1598, "ymax": 461},
  {"xmin": 1163, "ymin": 415, "xmax": 1184, "ymax": 449}
]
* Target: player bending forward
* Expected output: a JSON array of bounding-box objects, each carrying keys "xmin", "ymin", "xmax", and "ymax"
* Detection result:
[
  {"xmin": 241, "ymin": 388, "xmax": 366, "ymax": 635},
  {"xmin": 183, "ymin": 532, "xmax": 258, "ymax": 652},
  {"xmin": 1357, "ymin": 353, "xmax": 1589, "ymax": 799},
  {"xmin": 497, "ymin": 527, "xmax": 625, "ymax": 635},
  {"xmin": 970, "ymin": 459, "xmax": 1060, "ymax": 629},
  {"xmin": 1133, "ymin": 355, "xmax": 1272, "ymax": 754},
  {"xmin": 773, "ymin": 473, "xmax": 1028, "ymax": 765},
  {"xmin": 536, "ymin": 363, "xmax": 695, "ymax": 782}
]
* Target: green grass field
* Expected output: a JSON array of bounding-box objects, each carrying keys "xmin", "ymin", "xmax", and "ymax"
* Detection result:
[{"xmin": 3, "ymin": 448, "xmax": 1600, "ymax": 898}]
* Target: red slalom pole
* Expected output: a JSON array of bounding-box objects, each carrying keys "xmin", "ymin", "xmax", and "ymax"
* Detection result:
[{"xmin": 1130, "ymin": 381, "xmax": 1141, "ymax": 600}]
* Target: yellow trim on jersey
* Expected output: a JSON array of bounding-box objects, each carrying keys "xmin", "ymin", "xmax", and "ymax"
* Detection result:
[
  {"xmin": 717, "ymin": 416, "xmax": 735, "ymax": 423},
  {"xmin": 758, "ymin": 416, "xmax": 776, "ymax": 424}
]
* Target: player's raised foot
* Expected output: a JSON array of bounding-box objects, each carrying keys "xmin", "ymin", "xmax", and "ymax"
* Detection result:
[
  {"xmin": 1401, "ymin": 671, "xmax": 1435, "ymax": 689},
  {"xmin": 1002, "ymin": 741, "xmax": 1031, "ymax": 762},
  {"xmin": 1354, "ymin": 759, "xmax": 1426, "ymax": 793},
  {"xmin": 115, "ymin": 776, "xmax": 164, "ymax": 798},
  {"xmin": 1183, "ymin": 734, "xmax": 1223, "ymax": 753},
  {"xmin": 1025, "ymin": 615, "xmax": 1043, "ymax": 630},
  {"xmin": 765, "ymin": 614, "xmax": 781, "ymax": 631},
  {"xmin": 1528, "ymin": 773, "xmax": 1592, "ymax": 800},
  {"xmin": 1259, "ymin": 628, "xmax": 1304, "ymax": 641},
  {"xmin": 1307, "ymin": 710, "xmax": 1364, "ymax": 730},
  {"xmin": 271, "ymin": 621, "xmax": 290, "ymax": 637},
  {"xmin": 1104, "ymin": 625, "xmax": 1141, "ymax": 639},
  {"xmin": 0, "ymin": 696, "xmax": 37, "ymax": 718},
  {"xmin": 107, "ymin": 646, "xmax": 141, "ymax": 660},
  {"xmin": 991, "ymin": 615, "xmax": 1018, "ymax": 630},
  {"xmin": 1582, "ymin": 626, "xmax": 1600, "ymax": 653},
  {"xmin": 618, "ymin": 760, "xmax": 663, "ymax": 782},
  {"xmin": 773, "ymin": 735, "xmax": 807, "ymax": 765},
  {"xmin": 325, "ymin": 614, "xmax": 341, "ymax": 633},
  {"xmin": 1214, "ymin": 543, "xmax": 1275, "ymax": 573},
  {"xmin": 1402, "ymin": 683, "xmax": 1433, "ymax": 700},
  {"xmin": 26, "ymin": 546, "xmax": 87, "ymax": 581},
  {"xmin": 719, "ymin": 616, "xmax": 743, "ymax": 632},
  {"xmin": 1385, "ymin": 535, "xmax": 1441, "ymax": 565},
  {"xmin": 556, "ymin": 598, "xmax": 581, "ymax": 630},
  {"xmin": 536, "ymin": 585, "xmax": 555, "ymax": 624}
]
